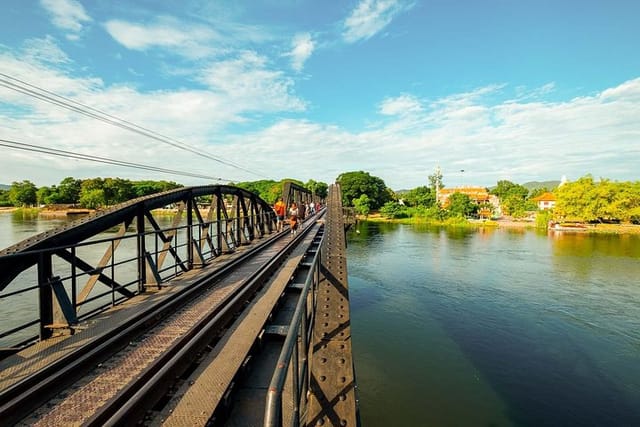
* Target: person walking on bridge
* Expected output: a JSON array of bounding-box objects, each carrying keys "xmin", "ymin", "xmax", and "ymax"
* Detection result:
[
  {"xmin": 289, "ymin": 202, "xmax": 299, "ymax": 236},
  {"xmin": 274, "ymin": 197, "xmax": 286, "ymax": 232}
]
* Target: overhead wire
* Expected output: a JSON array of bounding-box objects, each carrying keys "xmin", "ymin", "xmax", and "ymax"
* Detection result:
[
  {"xmin": 0, "ymin": 72, "xmax": 271, "ymax": 180},
  {"xmin": 0, "ymin": 138, "xmax": 236, "ymax": 182}
]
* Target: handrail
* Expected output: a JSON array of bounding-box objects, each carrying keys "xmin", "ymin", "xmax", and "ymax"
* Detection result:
[
  {"xmin": 0, "ymin": 209, "xmax": 273, "ymax": 352},
  {"xmin": 264, "ymin": 230, "xmax": 323, "ymax": 427}
]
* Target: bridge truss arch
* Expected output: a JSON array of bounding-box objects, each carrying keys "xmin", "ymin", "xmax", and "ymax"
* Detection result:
[{"xmin": 0, "ymin": 185, "xmax": 279, "ymax": 347}]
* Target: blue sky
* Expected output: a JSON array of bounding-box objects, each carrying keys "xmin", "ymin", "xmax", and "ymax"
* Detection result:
[{"xmin": 1, "ymin": 0, "xmax": 639, "ymax": 190}]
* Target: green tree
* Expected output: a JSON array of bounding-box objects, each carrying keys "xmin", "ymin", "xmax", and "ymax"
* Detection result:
[
  {"xmin": 353, "ymin": 194, "xmax": 371, "ymax": 217},
  {"xmin": 36, "ymin": 186, "xmax": 52, "ymax": 206},
  {"xmin": 554, "ymin": 175, "xmax": 596, "ymax": 221},
  {"xmin": 403, "ymin": 186, "xmax": 435, "ymax": 207},
  {"xmin": 336, "ymin": 171, "xmax": 391, "ymax": 209},
  {"xmin": 236, "ymin": 180, "xmax": 282, "ymax": 204},
  {"xmin": 103, "ymin": 177, "xmax": 135, "ymax": 205},
  {"xmin": 0, "ymin": 189, "xmax": 11, "ymax": 207},
  {"xmin": 447, "ymin": 192, "xmax": 477, "ymax": 217},
  {"xmin": 428, "ymin": 167, "xmax": 444, "ymax": 191},
  {"xmin": 57, "ymin": 177, "xmax": 82, "ymax": 204},
  {"xmin": 79, "ymin": 189, "xmax": 105, "ymax": 209},
  {"xmin": 491, "ymin": 180, "xmax": 530, "ymax": 216},
  {"xmin": 8, "ymin": 180, "xmax": 37, "ymax": 207},
  {"xmin": 305, "ymin": 179, "xmax": 329, "ymax": 200},
  {"xmin": 379, "ymin": 201, "xmax": 407, "ymax": 219}
]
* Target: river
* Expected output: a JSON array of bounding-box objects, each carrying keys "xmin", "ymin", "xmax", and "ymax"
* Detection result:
[
  {"xmin": 348, "ymin": 221, "xmax": 640, "ymax": 426},
  {"xmin": 1, "ymin": 214, "xmax": 639, "ymax": 425}
]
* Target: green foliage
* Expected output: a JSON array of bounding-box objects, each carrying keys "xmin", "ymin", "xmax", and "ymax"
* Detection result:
[
  {"xmin": 8, "ymin": 180, "xmax": 37, "ymax": 207},
  {"xmin": 536, "ymin": 209, "xmax": 553, "ymax": 229},
  {"xmin": 379, "ymin": 201, "xmax": 408, "ymax": 219},
  {"xmin": 554, "ymin": 175, "xmax": 640, "ymax": 222},
  {"xmin": 428, "ymin": 167, "xmax": 444, "ymax": 190},
  {"xmin": 0, "ymin": 189, "xmax": 11, "ymax": 207},
  {"xmin": 491, "ymin": 180, "xmax": 530, "ymax": 216},
  {"xmin": 447, "ymin": 192, "xmax": 477, "ymax": 217},
  {"xmin": 235, "ymin": 180, "xmax": 280, "ymax": 204},
  {"xmin": 336, "ymin": 171, "xmax": 391, "ymax": 209},
  {"xmin": 131, "ymin": 180, "xmax": 182, "ymax": 198},
  {"xmin": 403, "ymin": 186, "xmax": 435, "ymax": 208},
  {"xmin": 79, "ymin": 189, "xmax": 105, "ymax": 209},
  {"xmin": 305, "ymin": 179, "xmax": 329, "ymax": 199},
  {"xmin": 353, "ymin": 194, "xmax": 371, "ymax": 217}
]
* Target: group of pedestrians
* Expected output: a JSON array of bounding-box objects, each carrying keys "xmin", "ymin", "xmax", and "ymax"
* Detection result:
[{"xmin": 273, "ymin": 198, "xmax": 320, "ymax": 236}]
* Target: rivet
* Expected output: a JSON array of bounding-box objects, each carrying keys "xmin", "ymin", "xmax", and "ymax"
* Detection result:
[
  {"xmin": 320, "ymin": 376, "xmax": 326, "ymax": 382},
  {"xmin": 339, "ymin": 394, "xmax": 347, "ymax": 401},
  {"xmin": 340, "ymin": 419, "xmax": 347, "ymax": 426},
  {"xmin": 340, "ymin": 376, "xmax": 346, "ymax": 383},
  {"xmin": 321, "ymin": 357, "xmax": 327, "ymax": 363},
  {"xmin": 316, "ymin": 418, "xmax": 325, "ymax": 426}
]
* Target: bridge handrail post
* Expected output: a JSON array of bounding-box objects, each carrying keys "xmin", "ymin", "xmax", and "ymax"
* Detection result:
[
  {"xmin": 264, "ymin": 232, "xmax": 324, "ymax": 427},
  {"xmin": 37, "ymin": 251, "xmax": 54, "ymax": 340}
]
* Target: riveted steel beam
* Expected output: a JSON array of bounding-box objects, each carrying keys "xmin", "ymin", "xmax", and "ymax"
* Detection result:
[{"xmin": 307, "ymin": 184, "xmax": 358, "ymax": 427}]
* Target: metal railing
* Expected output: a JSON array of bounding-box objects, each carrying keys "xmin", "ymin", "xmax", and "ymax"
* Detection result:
[
  {"xmin": 0, "ymin": 212, "xmax": 268, "ymax": 352},
  {"xmin": 264, "ymin": 231, "xmax": 324, "ymax": 427}
]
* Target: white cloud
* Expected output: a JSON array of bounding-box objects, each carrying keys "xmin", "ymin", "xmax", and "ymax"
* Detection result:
[
  {"xmin": 288, "ymin": 33, "xmax": 314, "ymax": 72},
  {"xmin": 343, "ymin": 0, "xmax": 409, "ymax": 43},
  {"xmin": 198, "ymin": 51, "xmax": 306, "ymax": 113},
  {"xmin": 1, "ymin": 37, "xmax": 639, "ymax": 191},
  {"xmin": 379, "ymin": 94, "xmax": 422, "ymax": 116},
  {"xmin": 104, "ymin": 18, "xmax": 220, "ymax": 59},
  {"xmin": 40, "ymin": 0, "xmax": 92, "ymax": 40},
  {"xmin": 22, "ymin": 36, "xmax": 70, "ymax": 64}
]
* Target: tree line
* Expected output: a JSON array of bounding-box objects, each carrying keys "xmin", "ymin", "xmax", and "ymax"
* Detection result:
[
  {"xmin": 234, "ymin": 179, "xmax": 328, "ymax": 205},
  {"xmin": 0, "ymin": 177, "xmax": 183, "ymax": 209},
  {"xmin": 0, "ymin": 177, "xmax": 330, "ymax": 210},
  {"xmin": 336, "ymin": 170, "xmax": 640, "ymax": 224}
]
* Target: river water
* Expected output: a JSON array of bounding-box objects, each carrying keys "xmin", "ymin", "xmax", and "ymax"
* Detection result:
[
  {"xmin": 347, "ymin": 221, "xmax": 640, "ymax": 426},
  {"xmin": 1, "ymin": 214, "xmax": 639, "ymax": 425}
]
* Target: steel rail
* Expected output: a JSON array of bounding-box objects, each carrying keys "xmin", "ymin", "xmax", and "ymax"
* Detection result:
[
  {"xmin": 0, "ymin": 227, "xmax": 287, "ymax": 425},
  {"xmin": 88, "ymin": 219, "xmax": 319, "ymax": 426}
]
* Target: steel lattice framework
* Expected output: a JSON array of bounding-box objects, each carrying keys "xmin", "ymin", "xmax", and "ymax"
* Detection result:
[{"xmin": 0, "ymin": 185, "xmax": 288, "ymax": 344}]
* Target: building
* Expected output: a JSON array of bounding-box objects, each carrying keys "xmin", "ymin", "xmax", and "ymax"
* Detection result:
[
  {"xmin": 437, "ymin": 186, "xmax": 501, "ymax": 217},
  {"xmin": 532, "ymin": 192, "xmax": 556, "ymax": 210}
]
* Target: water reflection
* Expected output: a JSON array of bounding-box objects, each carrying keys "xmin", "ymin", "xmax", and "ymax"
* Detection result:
[{"xmin": 348, "ymin": 221, "xmax": 640, "ymax": 426}]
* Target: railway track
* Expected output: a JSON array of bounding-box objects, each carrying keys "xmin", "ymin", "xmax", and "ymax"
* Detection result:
[{"xmin": 0, "ymin": 215, "xmax": 325, "ymax": 426}]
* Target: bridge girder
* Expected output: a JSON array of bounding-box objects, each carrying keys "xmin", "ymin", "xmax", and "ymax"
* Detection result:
[{"xmin": 0, "ymin": 185, "xmax": 276, "ymax": 342}]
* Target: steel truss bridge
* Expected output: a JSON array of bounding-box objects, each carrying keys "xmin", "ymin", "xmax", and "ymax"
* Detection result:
[{"xmin": 0, "ymin": 182, "xmax": 357, "ymax": 426}]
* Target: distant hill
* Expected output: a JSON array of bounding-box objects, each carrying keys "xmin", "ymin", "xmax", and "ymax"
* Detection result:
[
  {"xmin": 521, "ymin": 180, "xmax": 561, "ymax": 191},
  {"xmin": 0, "ymin": 184, "xmax": 10, "ymax": 191}
]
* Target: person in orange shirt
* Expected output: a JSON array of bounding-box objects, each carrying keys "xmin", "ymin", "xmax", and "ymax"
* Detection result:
[{"xmin": 274, "ymin": 197, "xmax": 286, "ymax": 232}]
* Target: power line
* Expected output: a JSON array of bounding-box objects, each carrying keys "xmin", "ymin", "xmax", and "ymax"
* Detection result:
[
  {"xmin": 0, "ymin": 72, "xmax": 272, "ymax": 179},
  {"xmin": 0, "ymin": 138, "xmax": 238, "ymax": 182}
]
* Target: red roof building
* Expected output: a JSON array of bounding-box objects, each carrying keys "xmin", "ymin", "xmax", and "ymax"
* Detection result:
[{"xmin": 532, "ymin": 192, "xmax": 556, "ymax": 210}]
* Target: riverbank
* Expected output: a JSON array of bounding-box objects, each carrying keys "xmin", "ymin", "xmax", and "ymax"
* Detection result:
[
  {"xmin": 359, "ymin": 214, "xmax": 640, "ymax": 234},
  {"xmin": 0, "ymin": 207, "xmax": 95, "ymax": 217}
]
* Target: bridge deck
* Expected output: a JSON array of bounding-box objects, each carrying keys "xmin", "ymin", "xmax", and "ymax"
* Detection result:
[
  {"xmin": 0, "ymin": 189, "xmax": 358, "ymax": 426},
  {"xmin": 0, "ymin": 242, "xmax": 260, "ymax": 395},
  {"xmin": 159, "ymin": 224, "xmax": 320, "ymax": 426}
]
